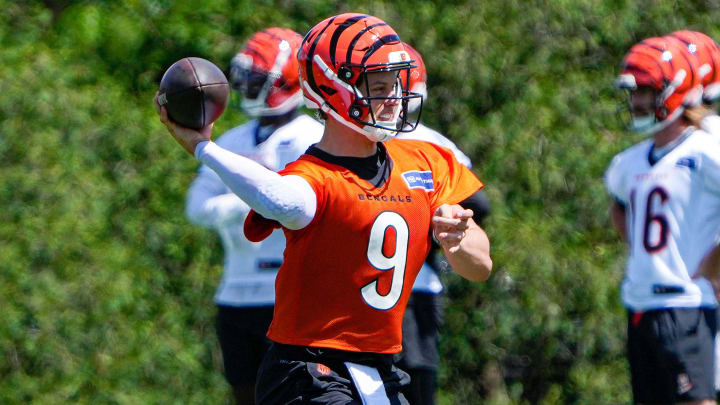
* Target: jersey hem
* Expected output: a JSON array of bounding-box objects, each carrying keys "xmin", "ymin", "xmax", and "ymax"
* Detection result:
[
  {"xmin": 623, "ymin": 300, "xmax": 719, "ymax": 311},
  {"xmin": 267, "ymin": 335, "xmax": 402, "ymax": 354}
]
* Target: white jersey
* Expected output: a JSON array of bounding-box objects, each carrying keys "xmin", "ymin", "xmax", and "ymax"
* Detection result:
[
  {"xmin": 186, "ymin": 114, "xmax": 323, "ymax": 306},
  {"xmin": 398, "ymin": 123, "xmax": 472, "ymax": 168},
  {"xmin": 716, "ymin": 332, "xmax": 720, "ymax": 391},
  {"xmin": 604, "ymin": 128, "xmax": 720, "ymax": 311},
  {"xmin": 700, "ymin": 114, "xmax": 720, "ymax": 391},
  {"xmin": 397, "ymin": 123, "xmax": 472, "ymax": 293}
]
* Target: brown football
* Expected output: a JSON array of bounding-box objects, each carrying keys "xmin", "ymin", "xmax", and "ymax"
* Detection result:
[{"xmin": 158, "ymin": 57, "xmax": 229, "ymax": 129}]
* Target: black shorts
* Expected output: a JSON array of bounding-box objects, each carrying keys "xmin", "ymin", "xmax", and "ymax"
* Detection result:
[
  {"xmin": 395, "ymin": 292, "xmax": 444, "ymax": 371},
  {"xmin": 627, "ymin": 307, "xmax": 717, "ymax": 403},
  {"xmin": 256, "ymin": 342, "xmax": 410, "ymax": 404},
  {"xmin": 216, "ymin": 305, "xmax": 274, "ymax": 386}
]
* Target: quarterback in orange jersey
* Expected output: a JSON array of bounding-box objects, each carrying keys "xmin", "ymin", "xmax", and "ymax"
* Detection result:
[
  {"xmin": 155, "ymin": 12, "xmax": 492, "ymax": 405},
  {"xmin": 245, "ymin": 138, "xmax": 482, "ymax": 354}
]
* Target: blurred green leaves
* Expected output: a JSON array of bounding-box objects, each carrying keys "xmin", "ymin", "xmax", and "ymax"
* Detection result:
[{"xmin": 1, "ymin": 0, "xmax": 717, "ymax": 403}]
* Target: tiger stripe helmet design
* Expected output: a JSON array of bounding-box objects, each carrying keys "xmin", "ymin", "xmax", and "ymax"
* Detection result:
[
  {"xmin": 616, "ymin": 36, "xmax": 702, "ymax": 134},
  {"xmin": 298, "ymin": 13, "xmax": 423, "ymax": 142},
  {"xmin": 670, "ymin": 30, "xmax": 720, "ymax": 104},
  {"xmin": 400, "ymin": 42, "xmax": 426, "ymax": 114},
  {"xmin": 228, "ymin": 27, "xmax": 304, "ymax": 117}
]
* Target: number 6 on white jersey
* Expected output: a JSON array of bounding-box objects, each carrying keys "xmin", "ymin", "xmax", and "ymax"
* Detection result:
[{"xmin": 362, "ymin": 211, "xmax": 409, "ymax": 310}]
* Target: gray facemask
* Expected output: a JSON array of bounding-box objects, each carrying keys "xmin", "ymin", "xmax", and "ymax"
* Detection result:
[{"xmin": 629, "ymin": 114, "xmax": 656, "ymax": 134}]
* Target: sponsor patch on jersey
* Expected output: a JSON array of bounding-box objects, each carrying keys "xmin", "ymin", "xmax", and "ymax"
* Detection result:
[
  {"xmin": 257, "ymin": 259, "xmax": 282, "ymax": 270},
  {"xmin": 402, "ymin": 170, "xmax": 434, "ymax": 192},
  {"xmin": 652, "ymin": 284, "xmax": 684, "ymax": 294},
  {"xmin": 676, "ymin": 157, "xmax": 697, "ymax": 170},
  {"xmin": 277, "ymin": 140, "xmax": 293, "ymax": 147}
]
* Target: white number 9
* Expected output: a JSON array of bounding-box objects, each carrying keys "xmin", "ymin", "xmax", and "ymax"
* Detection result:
[{"xmin": 361, "ymin": 211, "xmax": 409, "ymax": 310}]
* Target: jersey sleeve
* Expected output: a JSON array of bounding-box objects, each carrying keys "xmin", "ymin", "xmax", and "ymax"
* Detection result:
[
  {"xmin": 425, "ymin": 144, "xmax": 484, "ymax": 213},
  {"xmin": 244, "ymin": 210, "xmax": 282, "ymax": 242},
  {"xmin": 244, "ymin": 158, "xmax": 325, "ymax": 242},
  {"xmin": 604, "ymin": 153, "xmax": 628, "ymax": 205}
]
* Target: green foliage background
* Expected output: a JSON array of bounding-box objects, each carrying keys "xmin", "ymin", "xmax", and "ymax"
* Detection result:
[{"xmin": 2, "ymin": 1, "xmax": 719, "ymax": 404}]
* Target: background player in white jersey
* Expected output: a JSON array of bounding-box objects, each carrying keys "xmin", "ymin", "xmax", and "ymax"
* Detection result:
[
  {"xmin": 674, "ymin": 30, "xmax": 720, "ymax": 400},
  {"xmin": 605, "ymin": 35, "xmax": 719, "ymax": 405},
  {"xmin": 393, "ymin": 42, "xmax": 490, "ymax": 405},
  {"xmin": 184, "ymin": 27, "xmax": 322, "ymax": 404}
]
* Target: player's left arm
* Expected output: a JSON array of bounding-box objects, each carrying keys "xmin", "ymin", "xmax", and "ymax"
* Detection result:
[{"xmin": 432, "ymin": 204, "xmax": 492, "ymax": 282}]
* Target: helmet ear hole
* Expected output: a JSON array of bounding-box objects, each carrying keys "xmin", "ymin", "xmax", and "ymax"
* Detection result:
[
  {"xmin": 338, "ymin": 66, "xmax": 354, "ymax": 83},
  {"xmin": 349, "ymin": 103, "xmax": 368, "ymax": 119},
  {"xmin": 349, "ymin": 105, "xmax": 363, "ymax": 119}
]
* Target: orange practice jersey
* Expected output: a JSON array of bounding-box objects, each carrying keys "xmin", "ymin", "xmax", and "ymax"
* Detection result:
[{"xmin": 244, "ymin": 139, "xmax": 483, "ymax": 353}]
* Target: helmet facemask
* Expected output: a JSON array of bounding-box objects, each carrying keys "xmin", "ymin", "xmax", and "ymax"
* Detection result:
[
  {"xmin": 306, "ymin": 56, "xmax": 423, "ymax": 142},
  {"xmin": 615, "ymin": 82, "xmax": 664, "ymax": 135},
  {"xmin": 350, "ymin": 65, "xmax": 423, "ymax": 141},
  {"xmin": 617, "ymin": 78, "xmax": 687, "ymax": 136}
]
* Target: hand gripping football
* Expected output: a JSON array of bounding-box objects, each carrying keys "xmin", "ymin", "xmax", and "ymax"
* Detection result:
[{"xmin": 158, "ymin": 57, "xmax": 230, "ymax": 129}]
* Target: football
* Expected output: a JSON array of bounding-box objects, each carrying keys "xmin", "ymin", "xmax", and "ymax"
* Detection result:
[{"xmin": 158, "ymin": 57, "xmax": 230, "ymax": 129}]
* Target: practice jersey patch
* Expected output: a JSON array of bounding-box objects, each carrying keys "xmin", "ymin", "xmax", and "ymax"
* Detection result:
[
  {"xmin": 675, "ymin": 157, "xmax": 697, "ymax": 170},
  {"xmin": 402, "ymin": 170, "xmax": 434, "ymax": 192},
  {"xmin": 257, "ymin": 259, "xmax": 282, "ymax": 270}
]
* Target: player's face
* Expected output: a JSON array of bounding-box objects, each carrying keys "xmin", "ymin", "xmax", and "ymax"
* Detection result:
[
  {"xmin": 630, "ymin": 86, "xmax": 657, "ymax": 117},
  {"xmin": 365, "ymin": 71, "xmax": 400, "ymax": 122}
]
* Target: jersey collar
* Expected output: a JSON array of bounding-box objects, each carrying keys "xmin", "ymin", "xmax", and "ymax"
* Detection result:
[
  {"xmin": 647, "ymin": 126, "xmax": 695, "ymax": 166},
  {"xmin": 306, "ymin": 143, "xmax": 394, "ymax": 187}
]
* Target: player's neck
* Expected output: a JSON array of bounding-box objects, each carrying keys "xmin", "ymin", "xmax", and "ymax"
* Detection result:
[
  {"xmin": 316, "ymin": 118, "xmax": 378, "ymax": 157},
  {"xmin": 653, "ymin": 119, "xmax": 690, "ymax": 148}
]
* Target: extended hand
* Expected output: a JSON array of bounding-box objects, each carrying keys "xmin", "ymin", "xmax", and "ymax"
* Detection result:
[
  {"xmin": 154, "ymin": 91, "xmax": 213, "ymax": 155},
  {"xmin": 432, "ymin": 204, "xmax": 473, "ymax": 254}
]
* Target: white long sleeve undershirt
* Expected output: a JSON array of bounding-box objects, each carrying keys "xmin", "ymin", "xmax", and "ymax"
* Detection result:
[{"xmin": 194, "ymin": 141, "xmax": 316, "ymax": 230}]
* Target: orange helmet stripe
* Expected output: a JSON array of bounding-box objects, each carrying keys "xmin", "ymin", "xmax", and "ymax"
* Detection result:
[
  {"xmin": 328, "ymin": 14, "xmax": 369, "ymax": 67},
  {"xmin": 300, "ymin": 16, "xmax": 339, "ymax": 101},
  {"xmin": 362, "ymin": 35, "xmax": 402, "ymax": 65}
]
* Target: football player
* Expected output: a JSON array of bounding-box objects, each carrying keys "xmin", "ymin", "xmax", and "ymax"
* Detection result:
[
  {"xmin": 156, "ymin": 12, "xmax": 492, "ymax": 404},
  {"xmin": 393, "ymin": 41, "xmax": 490, "ymax": 405},
  {"xmin": 183, "ymin": 27, "xmax": 322, "ymax": 405},
  {"xmin": 674, "ymin": 30, "xmax": 720, "ymax": 401},
  {"xmin": 606, "ymin": 35, "xmax": 719, "ymax": 405}
]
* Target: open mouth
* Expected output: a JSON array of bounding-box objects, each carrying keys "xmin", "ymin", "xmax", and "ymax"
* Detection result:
[{"xmin": 377, "ymin": 106, "xmax": 397, "ymax": 121}]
